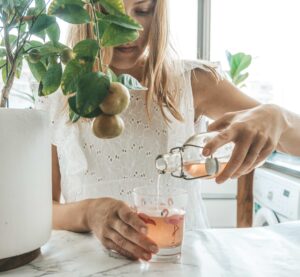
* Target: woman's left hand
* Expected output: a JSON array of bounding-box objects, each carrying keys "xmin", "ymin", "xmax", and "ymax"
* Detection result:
[{"xmin": 202, "ymin": 104, "xmax": 286, "ymax": 183}]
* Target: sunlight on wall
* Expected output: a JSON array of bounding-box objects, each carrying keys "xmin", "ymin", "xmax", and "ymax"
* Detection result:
[
  {"xmin": 169, "ymin": 0, "xmax": 198, "ymax": 60},
  {"xmin": 210, "ymin": 0, "xmax": 300, "ymax": 114}
]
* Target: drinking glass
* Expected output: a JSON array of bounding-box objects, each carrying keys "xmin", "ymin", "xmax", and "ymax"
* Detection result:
[{"xmin": 132, "ymin": 185, "xmax": 188, "ymax": 262}]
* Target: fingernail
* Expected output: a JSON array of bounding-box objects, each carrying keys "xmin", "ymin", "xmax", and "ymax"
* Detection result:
[
  {"xmin": 142, "ymin": 252, "xmax": 151, "ymax": 260},
  {"xmin": 150, "ymin": 245, "xmax": 159, "ymax": 253},
  {"xmin": 141, "ymin": 227, "xmax": 147, "ymax": 235},
  {"xmin": 203, "ymin": 148, "xmax": 210, "ymax": 156}
]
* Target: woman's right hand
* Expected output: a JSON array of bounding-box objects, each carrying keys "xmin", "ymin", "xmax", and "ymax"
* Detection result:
[{"xmin": 86, "ymin": 197, "xmax": 158, "ymax": 261}]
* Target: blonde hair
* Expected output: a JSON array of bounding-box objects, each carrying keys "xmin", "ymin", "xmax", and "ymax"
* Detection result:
[
  {"xmin": 66, "ymin": 1, "xmax": 218, "ymax": 123},
  {"xmin": 142, "ymin": 0, "xmax": 184, "ymax": 122}
]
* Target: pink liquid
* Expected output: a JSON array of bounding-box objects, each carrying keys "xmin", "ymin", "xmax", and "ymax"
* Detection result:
[
  {"xmin": 139, "ymin": 210, "xmax": 185, "ymax": 248},
  {"xmin": 184, "ymin": 162, "xmax": 227, "ymax": 179}
]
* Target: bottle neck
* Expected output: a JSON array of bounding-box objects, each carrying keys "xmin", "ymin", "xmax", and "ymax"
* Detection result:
[{"xmin": 155, "ymin": 152, "xmax": 182, "ymax": 174}]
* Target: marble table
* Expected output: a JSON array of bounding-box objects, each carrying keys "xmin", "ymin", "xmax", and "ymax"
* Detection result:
[{"xmin": 3, "ymin": 222, "xmax": 300, "ymax": 277}]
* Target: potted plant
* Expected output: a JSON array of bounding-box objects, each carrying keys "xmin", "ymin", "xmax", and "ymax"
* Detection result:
[
  {"xmin": 225, "ymin": 50, "xmax": 252, "ymax": 88},
  {"xmin": 0, "ymin": 0, "xmax": 144, "ymax": 271}
]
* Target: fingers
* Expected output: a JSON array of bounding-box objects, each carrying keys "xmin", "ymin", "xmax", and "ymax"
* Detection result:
[
  {"xmin": 207, "ymin": 113, "xmax": 234, "ymax": 132},
  {"xmin": 118, "ymin": 206, "xmax": 147, "ymax": 234},
  {"xmin": 113, "ymin": 218, "xmax": 158, "ymax": 255},
  {"xmin": 102, "ymin": 237, "xmax": 138, "ymax": 260},
  {"xmin": 202, "ymin": 128, "xmax": 235, "ymax": 157},
  {"xmin": 215, "ymin": 132, "xmax": 275, "ymax": 182},
  {"xmin": 103, "ymin": 228, "xmax": 152, "ymax": 261},
  {"xmin": 244, "ymin": 142, "xmax": 275, "ymax": 175},
  {"xmin": 231, "ymin": 133, "xmax": 268, "ymax": 178},
  {"xmin": 215, "ymin": 134, "xmax": 252, "ymax": 184}
]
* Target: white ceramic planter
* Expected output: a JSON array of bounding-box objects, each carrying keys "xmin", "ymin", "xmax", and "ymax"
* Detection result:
[{"xmin": 0, "ymin": 109, "xmax": 52, "ymax": 260}]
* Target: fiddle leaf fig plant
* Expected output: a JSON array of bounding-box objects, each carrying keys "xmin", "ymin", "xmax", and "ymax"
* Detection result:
[
  {"xmin": 0, "ymin": 0, "xmax": 145, "ymax": 139},
  {"xmin": 226, "ymin": 50, "xmax": 252, "ymax": 88}
]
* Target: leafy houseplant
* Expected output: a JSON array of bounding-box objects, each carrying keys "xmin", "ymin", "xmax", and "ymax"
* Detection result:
[
  {"xmin": 226, "ymin": 50, "xmax": 252, "ymax": 88},
  {"xmin": 0, "ymin": 0, "xmax": 145, "ymax": 139},
  {"xmin": 0, "ymin": 0, "xmax": 144, "ymax": 272}
]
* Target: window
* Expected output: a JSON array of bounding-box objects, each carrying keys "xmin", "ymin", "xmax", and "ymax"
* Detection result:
[
  {"xmin": 209, "ymin": 0, "xmax": 300, "ymax": 113},
  {"xmin": 169, "ymin": 0, "xmax": 198, "ymax": 60}
]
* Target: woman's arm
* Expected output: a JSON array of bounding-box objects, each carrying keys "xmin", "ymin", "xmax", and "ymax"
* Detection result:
[
  {"xmin": 276, "ymin": 106, "xmax": 300, "ymax": 155},
  {"xmin": 192, "ymin": 69, "xmax": 300, "ymax": 183},
  {"xmin": 192, "ymin": 69, "xmax": 259, "ymax": 120},
  {"xmin": 52, "ymin": 145, "xmax": 90, "ymax": 232},
  {"xmin": 192, "ymin": 68, "xmax": 300, "ymax": 155}
]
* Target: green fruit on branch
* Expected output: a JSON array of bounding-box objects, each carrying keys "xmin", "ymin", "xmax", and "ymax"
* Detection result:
[
  {"xmin": 100, "ymin": 82, "xmax": 130, "ymax": 115},
  {"xmin": 28, "ymin": 49, "xmax": 41, "ymax": 63},
  {"xmin": 60, "ymin": 48, "xmax": 75, "ymax": 65},
  {"xmin": 92, "ymin": 114, "xmax": 125, "ymax": 139}
]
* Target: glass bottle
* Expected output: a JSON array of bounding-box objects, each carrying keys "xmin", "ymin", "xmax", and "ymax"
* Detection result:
[{"xmin": 155, "ymin": 131, "xmax": 234, "ymax": 180}]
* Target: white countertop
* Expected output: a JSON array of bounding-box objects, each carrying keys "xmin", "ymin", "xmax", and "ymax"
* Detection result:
[{"xmin": 3, "ymin": 222, "xmax": 300, "ymax": 277}]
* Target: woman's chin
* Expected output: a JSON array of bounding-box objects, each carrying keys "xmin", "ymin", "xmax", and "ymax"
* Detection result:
[
  {"xmin": 111, "ymin": 59, "xmax": 139, "ymax": 71},
  {"xmin": 112, "ymin": 52, "xmax": 141, "ymax": 69}
]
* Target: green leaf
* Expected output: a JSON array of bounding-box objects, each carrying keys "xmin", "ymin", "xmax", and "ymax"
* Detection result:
[
  {"xmin": 30, "ymin": 14, "xmax": 56, "ymax": 34},
  {"xmin": 76, "ymin": 72, "xmax": 110, "ymax": 115},
  {"xmin": 48, "ymin": 0, "xmax": 85, "ymax": 15},
  {"xmin": 47, "ymin": 21, "xmax": 60, "ymax": 42},
  {"xmin": 0, "ymin": 47, "xmax": 6, "ymax": 58},
  {"xmin": 25, "ymin": 40, "xmax": 43, "ymax": 51},
  {"xmin": 73, "ymin": 39, "xmax": 99, "ymax": 62},
  {"xmin": 101, "ymin": 24, "xmax": 139, "ymax": 47},
  {"xmin": 33, "ymin": 30, "xmax": 46, "ymax": 41},
  {"xmin": 225, "ymin": 50, "xmax": 232, "ymax": 66},
  {"xmin": 234, "ymin": 55, "xmax": 252, "ymax": 77},
  {"xmin": 52, "ymin": 4, "xmax": 90, "ymax": 24},
  {"xmin": 97, "ymin": 0, "xmax": 126, "ymax": 15},
  {"xmin": 230, "ymin": 52, "xmax": 251, "ymax": 77},
  {"xmin": 38, "ymin": 81, "xmax": 44, "ymax": 96},
  {"xmin": 68, "ymin": 95, "xmax": 102, "ymax": 118},
  {"xmin": 2, "ymin": 63, "xmax": 11, "ymax": 83},
  {"xmin": 96, "ymin": 12, "xmax": 143, "ymax": 31},
  {"xmin": 0, "ymin": 59, "xmax": 6, "ymax": 68},
  {"xmin": 69, "ymin": 107, "xmax": 81, "ymax": 122},
  {"xmin": 61, "ymin": 59, "xmax": 93, "ymax": 95},
  {"xmin": 37, "ymin": 41, "xmax": 67, "ymax": 56},
  {"xmin": 35, "ymin": 0, "xmax": 46, "ymax": 11},
  {"xmin": 27, "ymin": 60, "xmax": 47, "ymax": 82},
  {"xmin": 107, "ymin": 68, "xmax": 118, "ymax": 82},
  {"xmin": 16, "ymin": 58, "xmax": 23, "ymax": 79},
  {"xmin": 0, "ymin": 35, "xmax": 17, "ymax": 47},
  {"xmin": 27, "ymin": 7, "xmax": 40, "ymax": 16},
  {"xmin": 233, "ymin": 72, "xmax": 249, "ymax": 86},
  {"xmin": 41, "ymin": 62, "xmax": 62, "ymax": 95},
  {"xmin": 97, "ymin": 18, "xmax": 110, "ymax": 39},
  {"xmin": 117, "ymin": 74, "xmax": 147, "ymax": 90}
]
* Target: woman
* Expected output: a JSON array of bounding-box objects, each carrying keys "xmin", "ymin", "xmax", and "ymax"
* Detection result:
[{"xmin": 38, "ymin": 0, "xmax": 300, "ymax": 261}]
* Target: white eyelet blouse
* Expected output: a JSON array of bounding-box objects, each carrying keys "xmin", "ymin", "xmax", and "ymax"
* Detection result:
[{"xmin": 36, "ymin": 60, "xmax": 221, "ymax": 230}]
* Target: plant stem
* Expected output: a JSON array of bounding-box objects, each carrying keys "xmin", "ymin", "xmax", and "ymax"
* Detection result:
[
  {"xmin": 0, "ymin": 62, "xmax": 17, "ymax": 107},
  {"xmin": 90, "ymin": 2, "xmax": 103, "ymax": 72},
  {"xmin": 3, "ymin": 22, "xmax": 13, "ymax": 65},
  {"xmin": 0, "ymin": 0, "xmax": 34, "ymax": 108}
]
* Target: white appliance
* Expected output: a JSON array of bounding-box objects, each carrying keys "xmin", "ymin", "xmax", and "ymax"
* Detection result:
[
  {"xmin": 253, "ymin": 167, "xmax": 300, "ymax": 227},
  {"xmin": 202, "ymin": 178, "xmax": 237, "ymax": 228}
]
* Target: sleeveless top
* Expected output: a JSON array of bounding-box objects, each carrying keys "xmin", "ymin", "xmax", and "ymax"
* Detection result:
[{"xmin": 36, "ymin": 60, "xmax": 221, "ymax": 230}]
